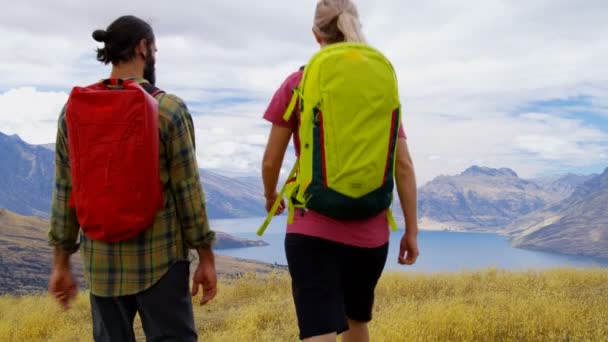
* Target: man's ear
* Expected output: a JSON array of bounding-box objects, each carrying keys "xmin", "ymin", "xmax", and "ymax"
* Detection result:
[{"xmin": 136, "ymin": 39, "xmax": 148, "ymax": 59}]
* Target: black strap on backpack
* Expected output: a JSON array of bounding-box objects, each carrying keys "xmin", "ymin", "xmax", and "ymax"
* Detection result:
[
  {"xmin": 102, "ymin": 79, "xmax": 165, "ymax": 98},
  {"xmin": 141, "ymin": 83, "xmax": 166, "ymax": 98}
]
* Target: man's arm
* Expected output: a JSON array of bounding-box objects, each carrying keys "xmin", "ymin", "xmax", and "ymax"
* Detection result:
[
  {"xmin": 165, "ymin": 96, "xmax": 217, "ymax": 304},
  {"xmin": 48, "ymin": 109, "xmax": 80, "ymax": 309},
  {"xmin": 166, "ymin": 97, "xmax": 215, "ymax": 249},
  {"xmin": 49, "ymin": 110, "xmax": 81, "ymax": 254}
]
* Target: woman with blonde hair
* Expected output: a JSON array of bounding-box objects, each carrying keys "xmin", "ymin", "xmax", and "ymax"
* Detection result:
[{"xmin": 262, "ymin": 1, "xmax": 419, "ymax": 341}]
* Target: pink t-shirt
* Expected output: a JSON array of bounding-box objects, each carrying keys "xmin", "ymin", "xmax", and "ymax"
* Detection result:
[{"xmin": 263, "ymin": 70, "xmax": 406, "ymax": 248}]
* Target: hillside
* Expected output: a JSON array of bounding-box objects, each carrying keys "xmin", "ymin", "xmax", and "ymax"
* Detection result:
[
  {"xmin": 0, "ymin": 209, "xmax": 84, "ymax": 294},
  {"xmin": 1, "ymin": 269, "xmax": 607, "ymax": 341},
  {"xmin": 0, "ymin": 209, "xmax": 274, "ymax": 295},
  {"xmin": 0, "ymin": 132, "xmax": 265, "ymax": 219},
  {"xmin": 199, "ymin": 170, "xmax": 265, "ymax": 219},
  {"xmin": 510, "ymin": 168, "xmax": 608, "ymax": 260},
  {"xmin": 416, "ymin": 166, "xmax": 563, "ymax": 231}
]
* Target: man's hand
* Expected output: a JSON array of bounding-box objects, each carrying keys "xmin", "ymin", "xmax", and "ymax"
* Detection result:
[
  {"xmin": 265, "ymin": 192, "xmax": 286, "ymax": 216},
  {"xmin": 192, "ymin": 248, "xmax": 218, "ymax": 305},
  {"xmin": 398, "ymin": 232, "xmax": 420, "ymax": 265},
  {"xmin": 49, "ymin": 266, "xmax": 78, "ymax": 310}
]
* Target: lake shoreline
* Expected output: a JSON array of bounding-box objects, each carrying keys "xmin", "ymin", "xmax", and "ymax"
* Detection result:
[
  {"xmin": 213, "ymin": 217, "xmax": 608, "ymax": 272},
  {"xmin": 215, "ymin": 216, "xmax": 608, "ymax": 266}
]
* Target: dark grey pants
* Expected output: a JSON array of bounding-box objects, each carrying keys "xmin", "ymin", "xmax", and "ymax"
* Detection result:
[{"xmin": 90, "ymin": 261, "xmax": 197, "ymax": 342}]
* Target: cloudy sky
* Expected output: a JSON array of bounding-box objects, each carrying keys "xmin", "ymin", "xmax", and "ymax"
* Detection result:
[{"xmin": 1, "ymin": 0, "xmax": 607, "ymax": 184}]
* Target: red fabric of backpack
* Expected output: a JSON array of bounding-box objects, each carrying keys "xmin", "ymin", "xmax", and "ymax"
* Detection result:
[{"xmin": 66, "ymin": 78, "xmax": 164, "ymax": 242}]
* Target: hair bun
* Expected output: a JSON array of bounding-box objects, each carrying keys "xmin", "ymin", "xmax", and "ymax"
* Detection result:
[{"xmin": 92, "ymin": 29, "xmax": 108, "ymax": 43}]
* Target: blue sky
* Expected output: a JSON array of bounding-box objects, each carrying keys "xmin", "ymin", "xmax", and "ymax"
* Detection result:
[
  {"xmin": 0, "ymin": 0, "xmax": 606, "ymax": 184},
  {"xmin": 516, "ymin": 96, "xmax": 608, "ymax": 175},
  {"xmin": 523, "ymin": 96, "xmax": 608, "ymax": 131}
]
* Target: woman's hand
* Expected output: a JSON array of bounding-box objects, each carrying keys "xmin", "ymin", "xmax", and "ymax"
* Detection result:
[
  {"xmin": 265, "ymin": 192, "xmax": 286, "ymax": 215},
  {"xmin": 398, "ymin": 232, "xmax": 420, "ymax": 265}
]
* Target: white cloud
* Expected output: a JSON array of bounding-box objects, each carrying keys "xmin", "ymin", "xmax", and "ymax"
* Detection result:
[
  {"xmin": 0, "ymin": 0, "xmax": 607, "ymax": 183},
  {"xmin": 0, "ymin": 87, "xmax": 68, "ymax": 144},
  {"xmin": 406, "ymin": 109, "xmax": 608, "ymax": 181}
]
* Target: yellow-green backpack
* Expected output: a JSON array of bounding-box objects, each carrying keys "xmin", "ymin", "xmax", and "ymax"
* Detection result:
[{"xmin": 259, "ymin": 42, "xmax": 401, "ymax": 235}]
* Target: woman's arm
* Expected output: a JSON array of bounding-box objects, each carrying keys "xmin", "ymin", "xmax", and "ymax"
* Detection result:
[
  {"xmin": 261, "ymin": 124, "xmax": 293, "ymax": 214},
  {"xmin": 394, "ymin": 137, "xmax": 420, "ymax": 265}
]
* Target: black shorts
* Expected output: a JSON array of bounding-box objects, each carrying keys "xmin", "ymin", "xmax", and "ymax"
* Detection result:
[{"xmin": 285, "ymin": 233, "xmax": 389, "ymax": 340}]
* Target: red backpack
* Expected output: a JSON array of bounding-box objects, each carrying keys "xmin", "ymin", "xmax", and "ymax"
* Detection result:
[{"xmin": 65, "ymin": 78, "xmax": 164, "ymax": 242}]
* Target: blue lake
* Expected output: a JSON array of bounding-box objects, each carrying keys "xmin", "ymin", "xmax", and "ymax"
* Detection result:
[{"xmin": 212, "ymin": 217, "xmax": 608, "ymax": 272}]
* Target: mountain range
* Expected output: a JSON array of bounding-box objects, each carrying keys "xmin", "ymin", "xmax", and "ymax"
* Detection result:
[
  {"xmin": 414, "ymin": 166, "xmax": 594, "ymax": 232},
  {"xmin": 0, "ymin": 131, "xmax": 265, "ymax": 219},
  {"xmin": 1, "ymin": 131, "xmax": 606, "ymax": 260},
  {"xmin": 410, "ymin": 165, "xmax": 607, "ymax": 259}
]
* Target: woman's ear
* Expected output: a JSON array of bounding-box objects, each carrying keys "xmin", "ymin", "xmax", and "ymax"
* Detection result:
[{"xmin": 313, "ymin": 28, "xmax": 323, "ymax": 46}]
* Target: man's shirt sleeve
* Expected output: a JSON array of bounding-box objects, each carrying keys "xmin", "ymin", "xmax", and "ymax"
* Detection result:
[
  {"xmin": 165, "ymin": 96, "xmax": 215, "ymax": 249},
  {"xmin": 48, "ymin": 107, "xmax": 81, "ymax": 254}
]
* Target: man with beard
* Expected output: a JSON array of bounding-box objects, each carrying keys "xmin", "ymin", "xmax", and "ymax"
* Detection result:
[{"xmin": 48, "ymin": 15, "xmax": 216, "ymax": 342}]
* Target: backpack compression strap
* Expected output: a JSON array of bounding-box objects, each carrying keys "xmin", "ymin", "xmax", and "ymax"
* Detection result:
[
  {"xmin": 257, "ymin": 161, "xmax": 299, "ymax": 236},
  {"xmin": 388, "ymin": 208, "xmax": 398, "ymax": 232},
  {"xmin": 256, "ymin": 159, "xmax": 398, "ymax": 235},
  {"xmin": 282, "ymin": 89, "xmax": 302, "ymax": 122}
]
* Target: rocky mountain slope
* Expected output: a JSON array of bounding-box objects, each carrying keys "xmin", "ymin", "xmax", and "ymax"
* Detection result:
[
  {"xmin": 0, "ymin": 132, "xmax": 54, "ymax": 218},
  {"xmin": 415, "ymin": 166, "xmax": 563, "ymax": 231},
  {"xmin": 531, "ymin": 173, "xmax": 597, "ymax": 199},
  {"xmin": 509, "ymin": 168, "xmax": 608, "ymax": 260}
]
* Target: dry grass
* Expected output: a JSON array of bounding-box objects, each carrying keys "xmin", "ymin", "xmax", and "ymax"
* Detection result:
[{"xmin": 1, "ymin": 268, "xmax": 607, "ymax": 341}]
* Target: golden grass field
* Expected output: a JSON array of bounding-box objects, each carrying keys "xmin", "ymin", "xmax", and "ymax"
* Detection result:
[{"xmin": 1, "ymin": 268, "xmax": 607, "ymax": 341}]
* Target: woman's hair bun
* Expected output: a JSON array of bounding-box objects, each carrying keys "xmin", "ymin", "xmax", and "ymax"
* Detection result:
[{"xmin": 92, "ymin": 29, "xmax": 108, "ymax": 43}]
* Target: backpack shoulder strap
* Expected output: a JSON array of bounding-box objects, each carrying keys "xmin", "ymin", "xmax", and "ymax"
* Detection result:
[
  {"xmin": 140, "ymin": 83, "xmax": 166, "ymax": 98},
  {"xmin": 282, "ymin": 68, "xmax": 305, "ymax": 122}
]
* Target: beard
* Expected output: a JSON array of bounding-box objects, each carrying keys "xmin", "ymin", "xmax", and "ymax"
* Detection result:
[{"xmin": 143, "ymin": 48, "xmax": 156, "ymax": 85}]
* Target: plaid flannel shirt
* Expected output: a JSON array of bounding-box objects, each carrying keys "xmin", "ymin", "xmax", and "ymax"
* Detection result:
[{"xmin": 49, "ymin": 79, "xmax": 215, "ymax": 297}]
